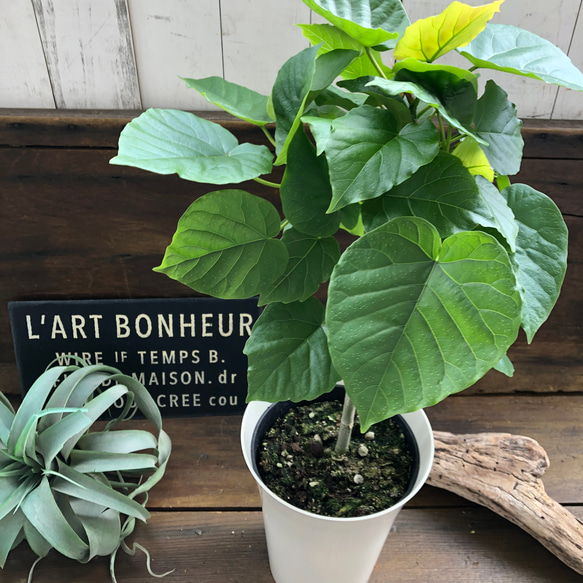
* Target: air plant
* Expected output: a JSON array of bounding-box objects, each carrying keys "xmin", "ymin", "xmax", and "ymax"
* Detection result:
[{"xmin": 0, "ymin": 361, "xmax": 172, "ymax": 582}]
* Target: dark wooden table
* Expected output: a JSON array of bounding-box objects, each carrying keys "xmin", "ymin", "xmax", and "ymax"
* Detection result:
[{"xmin": 1, "ymin": 112, "xmax": 582, "ymax": 582}]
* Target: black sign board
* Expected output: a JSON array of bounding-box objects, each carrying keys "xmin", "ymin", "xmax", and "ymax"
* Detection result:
[{"xmin": 9, "ymin": 298, "xmax": 260, "ymax": 416}]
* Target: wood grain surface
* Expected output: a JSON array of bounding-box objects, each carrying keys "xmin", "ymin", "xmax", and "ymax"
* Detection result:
[{"xmin": 1, "ymin": 113, "xmax": 582, "ymax": 582}]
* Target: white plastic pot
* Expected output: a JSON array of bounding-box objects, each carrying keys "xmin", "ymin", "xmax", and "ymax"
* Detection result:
[{"xmin": 241, "ymin": 399, "xmax": 434, "ymax": 583}]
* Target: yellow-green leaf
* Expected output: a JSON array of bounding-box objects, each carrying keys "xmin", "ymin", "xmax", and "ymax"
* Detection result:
[
  {"xmin": 453, "ymin": 137, "xmax": 495, "ymax": 181},
  {"xmin": 394, "ymin": 0, "xmax": 504, "ymax": 63}
]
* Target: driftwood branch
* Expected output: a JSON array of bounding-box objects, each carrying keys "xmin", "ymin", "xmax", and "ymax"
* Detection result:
[{"xmin": 428, "ymin": 431, "xmax": 583, "ymax": 576}]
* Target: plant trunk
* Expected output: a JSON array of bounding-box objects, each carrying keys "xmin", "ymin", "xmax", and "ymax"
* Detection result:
[{"xmin": 335, "ymin": 392, "xmax": 356, "ymax": 455}]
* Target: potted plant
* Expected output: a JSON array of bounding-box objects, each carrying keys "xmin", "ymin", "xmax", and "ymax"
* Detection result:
[
  {"xmin": 110, "ymin": 0, "xmax": 582, "ymax": 580},
  {"xmin": 0, "ymin": 361, "xmax": 172, "ymax": 582}
]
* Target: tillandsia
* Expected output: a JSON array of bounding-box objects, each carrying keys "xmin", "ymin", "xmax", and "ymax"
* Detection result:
[
  {"xmin": 111, "ymin": 0, "xmax": 582, "ymax": 450},
  {"xmin": 0, "ymin": 361, "xmax": 172, "ymax": 582}
]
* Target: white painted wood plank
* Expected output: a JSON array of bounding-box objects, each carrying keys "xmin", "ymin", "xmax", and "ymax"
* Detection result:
[
  {"xmin": 32, "ymin": 0, "xmax": 141, "ymax": 109},
  {"xmin": 127, "ymin": 0, "xmax": 223, "ymax": 111},
  {"xmin": 401, "ymin": 0, "xmax": 580, "ymax": 118},
  {"xmin": 552, "ymin": 2, "xmax": 583, "ymax": 119},
  {"xmin": 0, "ymin": 0, "xmax": 54, "ymax": 108},
  {"xmin": 220, "ymin": 0, "xmax": 311, "ymax": 96}
]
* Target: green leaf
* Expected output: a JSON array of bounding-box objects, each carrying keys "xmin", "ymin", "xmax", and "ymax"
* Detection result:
[
  {"xmin": 337, "ymin": 76, "xmax": 413, "ymax": 126},
  {"xmin": 393, "ymin": 58, "xmax": 478, "ymax": 126},
  {"xmin": 362, "ymin": 154, "xmax": 517, "ymax": 250},
  {"xmin": 36, "ymin": 410, "xmax": 94, "ymax": 466},
  {"xmin": 459, "ymin": 24, "xmax": 583, "ymax": 91},
  {"xmin": 301, "ymin": 116, "xmax": 333, "ymax": 156},
  {"xmin": 72, "ymin": 503, "xmax": 121, "ymax": 560},
  {"xmin": 53, "ymin": 461, "xmax": 150, "ymax": 522},
  {"xmin": 297, "ymin": 23, "xmax": 390, "ymax": 79},
  {"xmin": 154, "ymin": 190, "xmax": 288, "ymax": 299},
  {"xmin": 69, "ymin": 450, "xmax": 158, "ymax": 474},
  {"xmin": 301, "ymin": 0, "xmax": 410, "ymax": 49},
  {"xmin": 327, "ymin": 217, "xmax": 522, "ymax": 430},
  {"xmin": 21, "ymin": 476, "xmax": 90, "ymax": 562},
  {"xmin": 8, "ymin": 366, "xmax": 70, "ymax": 454},
  {"xmin": 280, "ymin": 128, "xmax": 340, "ymax": 237},
  {"xmin": 394, "ymin": 0, "xmax": 503, "ymax": 62},
  {"xmin": 315, "ymin": 85, "xmax": 369, "ymax": 110},
  {"xmin": 77, "ymin": 430, "xmax": 158, "ymax": 454},
  {"xmin": 110, "ymin": 109, "xmax": 273, "ymax": 184},
  {"xmin": 474, "ymin": 80, "xmax": 524, "ymax": 176},
  {"xmin": 259, "ymin": 228, "xmax": 340, "ymax": 305},
  {"xmin": 244, "ymin": 297, "xmax": 340, "ymax": 403},
  {"xmin": 182, "ymin": 76, "xmax": 271, "ymax": 126},
  {"xmin": 310, "ymin": 49, "xmax": 361, "ymax": 95},
  {"xmin": 24, "ymin": 520, "xmax": 53, "ymax": 560},
  {"xmin": 272, "ymin": 45, "xmax": 320, "ymax": 165},
  {"xmin": 494, "ymin": 354, "xmax": 514, "ymax": 377},
  {"xmin": 0, "ymin": 509, "xmax": 25, "ymax": 567},
  {"xmin": 502, "ymin": 184, "xmax": 568, "ymax": 343},
  {"xmin": 313, "ymin": 106, "xmax": 440, "ymax": 212},
  {"xmin": 452, "ymin": 136, "xmax": 494, "ymax": 182},
  {"xmin": 475, "ymin": 177, "xmax": 518, "ymax": 252},
  {"xmin": 61, "ymin": 385, "xmax": 130, "ymax": 459},
  {"xmin": 368, "ymin": 77, "xmax": 486, "ymax": 144}
]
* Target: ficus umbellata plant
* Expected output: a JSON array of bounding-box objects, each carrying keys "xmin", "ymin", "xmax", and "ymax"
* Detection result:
[{"xmin": 111, "ymin": 0, "xmax": 582, "ymax": 449}]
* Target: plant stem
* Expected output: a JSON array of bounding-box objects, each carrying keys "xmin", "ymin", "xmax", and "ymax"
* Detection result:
[
  {"xmin": 335, "ymin": 391, "xmax": 356, "ymax": 455},
  {"xmin": 254, "ymin": 177, "xmax": 281, "ymax": 189},
  {"xmin": 437, "ymin": 113, "xmax": 447, "ymax": 145},
  {"xmin": 261, "ymin": 125, "xmax": 277, "ymax": 148},
  {"xmin": 280, "ymin": 219, "xmax": 289, "ymax": 231},
  {"xmin": 365, "ymin": 47, "xmax": 388, "ymax": 79}
]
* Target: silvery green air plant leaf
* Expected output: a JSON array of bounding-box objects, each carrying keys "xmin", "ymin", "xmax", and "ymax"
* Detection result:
[
  {"xmin": 0, "ymin": 362, "xmax": 172, "ymax": 582},
  {"xmin": 110, "ymin": 108, "xmax": 273, "ymax": 184},
  {"xmin": 327, "ymin": 217, "xmax": 522, "ymax": 431}
]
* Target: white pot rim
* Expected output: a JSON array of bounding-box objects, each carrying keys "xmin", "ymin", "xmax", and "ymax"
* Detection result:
[{"xmin": 241, "ymin": 399, "xmax": 434, "ymax": 523}]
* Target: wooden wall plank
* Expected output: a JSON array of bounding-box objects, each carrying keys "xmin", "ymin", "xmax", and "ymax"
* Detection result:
[
  {"xmin": 553, "ymin": 2, "xmax": 583, "ymax": 119},
  {"xmin": 403, "ymin": 0, "xmax": 580, "ymax": 119},
  {"xmin": 0, "ymin": 0, "xmax": 55, "ymax": 108},
  {"xmin": 127, "ymin": 0, "xmax": 223, "ymax": 111},
  {"xmin": 31, "ymin": 0, "xmax": 141, "ymax": 109},
  {"xmin": 220, "ymin": 0, "xmax": 311, "ymax": 96}
]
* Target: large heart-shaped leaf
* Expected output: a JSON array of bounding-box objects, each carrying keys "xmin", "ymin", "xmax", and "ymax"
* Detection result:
[
  {"xmin": 327, "ymin": 217, "xmax": 521, "ymax": 430},
  {"xmin": 110, "ymin": 109, "xmax": 273, "ymax": 183},
  {"xmin": 311, "ymin": 106, "xmax": 440, "ymax": 212},
  {"xmin": 302, "ymin": 0, "xmax": 410, "ymax": 49},
  {"xmin": 361, "ymin": 153, "xmax": 517, "ymax": 250},
  {"xmin": 182, "ymin": 77, "xmax": 271, "ymax": 126},
  {"xmin": 474, "ymin": 80, "xmax": 523, "ymax": 176},
  {"xmin": 280, "ymin": 128, "xmax": 340, "ymax": 237},
  {"xmin": 244, "ymin": 297, "xmax": 340, "ymax": 402},
  {"xmin": 154, "ymin": 190, "xmax": 288, "ymax": 299},
  {"xmin": 368, "ymin": 77, "xmax": 486, "ymax": 144},
  {"xmin": 259, "ymin": 228, "xmax": 340, "ymax": 305},
  {"xmin": 459, "ymin": 24, "xmax": 583, "ymax": 91},
  {"xmin": 502, "ymin": 184, "xmax": 568, "ymax": 343},
  {"xmin": 394, "ymin": 0, "xmax": 503, "ymax": 62},
  {"xmin": 298, "ymin": 23, "xmax": 389, "ymax": 79}
]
